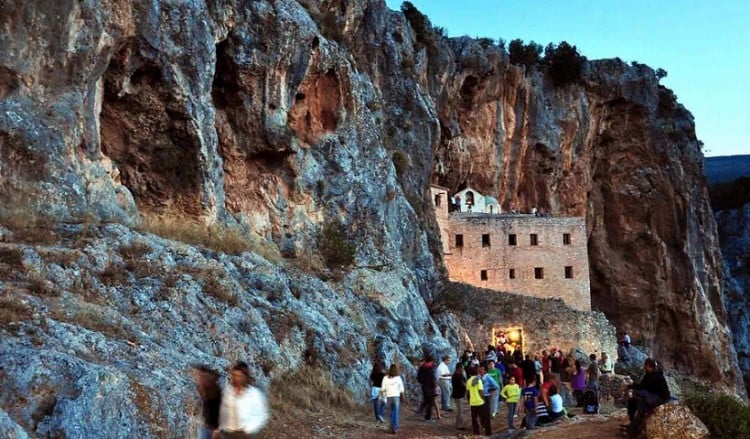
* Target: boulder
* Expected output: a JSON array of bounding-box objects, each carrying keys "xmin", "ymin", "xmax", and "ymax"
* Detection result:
[
  {"xmin": 644, "ymin": 401, "xmax": 709, "ymax": 439},
  {"xmin": 599, "ymin": 373, "xmax": 633, "ymax": 406}
]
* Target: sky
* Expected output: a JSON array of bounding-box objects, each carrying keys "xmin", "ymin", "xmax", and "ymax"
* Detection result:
[{"xmin": 384, "ymin": 0, "xmax": 749, "ymax": 157}]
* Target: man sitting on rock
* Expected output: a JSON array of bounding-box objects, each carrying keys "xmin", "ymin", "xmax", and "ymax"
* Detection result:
[{"xmin": 622, "ymin": 358, "xmax": 671, "ymax": 436}]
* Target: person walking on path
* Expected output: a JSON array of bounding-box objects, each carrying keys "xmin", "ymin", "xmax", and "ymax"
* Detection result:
[
  {"xmin": 520, "ymin": 377, "xmax": 540, "ymax": 431},
  {"xmin": 477, "ymin": 363, "xmax": 499, "ymax": 435},
  {"xmin": 501, "ymin": 375, "xmax": 521, "ymax": 431},
  {"xmin": 486, "ymin": 360, "xmax": 503, "ymax": 418},
  {"xmin": 216, "ymin": 361, "xmax": 269, "ymax": 438},
  {"xmin": 417, "ymin": 354, "xmax": 438, "ymax": 422},
  {"xmin": 382, "ymin": 364, "xmax": 406, "ymax": 435},
  {"xmin": 370, "ymin": 360, "xmax": 386, "ymax": 423},
  {"xmin": 437, "ymin": 356, "xmax": 453, "ymax": 412},
  {"xmin": 192, "ymin": 365, "xmax": 222, "ymax": 439},
  {"xmin": 451, "ymin": 363, "xmax": 467, "ymax": 431},
  {"xmin": 599, "ymin": 352, "xmax": 613, "ymax": 374}
]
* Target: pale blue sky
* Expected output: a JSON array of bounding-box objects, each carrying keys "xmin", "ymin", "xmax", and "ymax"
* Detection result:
[{"xmin": 385, "ymin": 0, "xmax": 749, "ymax": 157}]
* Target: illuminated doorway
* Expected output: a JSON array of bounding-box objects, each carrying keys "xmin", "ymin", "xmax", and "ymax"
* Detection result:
[{"xmin": 492, "ymin": 326, "xmax": 524, "ymax": 355}]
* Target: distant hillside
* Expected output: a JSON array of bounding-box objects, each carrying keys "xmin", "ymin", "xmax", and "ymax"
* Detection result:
[{"xmin": 705, "ymin": 155, "xmax": 750, "ymax": 185}]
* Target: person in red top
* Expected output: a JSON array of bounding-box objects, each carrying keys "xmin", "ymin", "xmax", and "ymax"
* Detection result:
[
  {"xmin": 541, "ymin": 373, "xmax": 560, "ymax": 408},
  {"xmin": 541, "ymin": 350, "xmax": 550, "ymax": 375},
  {"xmin": 509, "ymin": 362, "xmax": 524, "ymax": 388}
]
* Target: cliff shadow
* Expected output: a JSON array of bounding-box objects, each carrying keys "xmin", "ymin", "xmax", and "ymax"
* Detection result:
[{"xmin": 99, "ymin": 42, "xmax": 203, "ymax": 217}]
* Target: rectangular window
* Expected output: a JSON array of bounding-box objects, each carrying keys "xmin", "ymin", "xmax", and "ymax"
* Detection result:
[
  {"xmin": 455, "ymin": 234, "xmax": 464, "ymax": 247},
  {"xmin": 565, "ymin": 266, "xmax": 574, "ymax": 279},
  {"xmin": 508, "ymin": 234, "xmax": 517, "ymax": 246},
  {"xmin": 434, "ymin": 194, "xmax": 442, "ymax": 207},
  {"xmin": 534, "ymin": 267, "xmax": 544, "ymax": 279},
  {"xmin": 482, "ymin": 234, "xmax": 491, "ymax": 247},
  {"xmin": 481, "ymin": 270, "xmax": 488, "ymax": 281},
  {"xmin": 563, "ymin": 233, "xmax": 571, "ymax": 245},
  {"xmin": 530, "ymin": 234, "xmax": 538, "ymax": 246},
  {"xmin": 509, "ymin": 268, "xmax": 516, "ymax": 279}
]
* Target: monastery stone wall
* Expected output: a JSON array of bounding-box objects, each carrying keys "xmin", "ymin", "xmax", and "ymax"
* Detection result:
[{"xmin": 434, "ymin": 208, "xmax": 591, "ymax": 311}]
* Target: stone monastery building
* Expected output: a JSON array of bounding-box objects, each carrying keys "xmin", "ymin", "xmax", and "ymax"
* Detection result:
[{"xmin": 431, "ymin": 185, "xmax": 592, "ymax": 311}]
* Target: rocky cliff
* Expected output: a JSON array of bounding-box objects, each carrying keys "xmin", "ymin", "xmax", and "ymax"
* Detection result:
[
  {"xmin": 716, "ymin": 204, "xmax": 750, "ymax": 393},
  {"xmin": 0, "ymin": 0, "xmax": 745, "ymax": 435}
]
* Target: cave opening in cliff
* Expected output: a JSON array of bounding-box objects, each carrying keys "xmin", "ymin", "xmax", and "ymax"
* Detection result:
[
  {"xmin": 99, "ymin": 44, "xmax": 203, "ymax": 216},
  {"xmin": 492, "ymin": 326, "xmax": 524, "ymax": 354},
  {"xmin": 212, "ymin": 39, "xmax": 242, "ymax": 110},
  {"xmin": 288, "ymin": 69, "xmax": 342, "ymax": 145}
]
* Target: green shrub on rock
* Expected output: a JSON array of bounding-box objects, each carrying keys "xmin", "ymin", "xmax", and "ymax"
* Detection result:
[
  {"xmin": 684, "ymin": 392, "xmax": 750, "ymax": 438},
  {"xmin": 543, "ymin": 41, "xmax": 585, "ymax": 87},
  {"xmin": 317, "ymin": 221, "xmax": 355, "ymax": 267}
]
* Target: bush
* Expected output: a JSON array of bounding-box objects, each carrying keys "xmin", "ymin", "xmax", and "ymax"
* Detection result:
[
  {"xmin": 508, "ymin": 39, "xmax": 542, "ymax": 68},
  {"xmin": 317, "ymin": 221, "xmax": 355, "ymax": 267},
  {"xmin": 392, "ymin": 151, "xmax": 409, "ymax": 178},
  {"xmin": 543, "ymin": 41, "xmax": 585, "ymax": 87},
  {"xmin": 684, "ymin": 393, "xmax": 750, "ymax": 438}
]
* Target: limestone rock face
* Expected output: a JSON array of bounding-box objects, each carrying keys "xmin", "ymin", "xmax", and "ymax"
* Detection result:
[
  {"xmin": 644, "ymin": 401, "xmax": 710, "ymax": 439},
  {"xmin": 715, "ymin": 203, "xmax": 750, "ymax": 394},
  {"xmin": 0, "ymin": 224, "xmax": 450, "ymax": 437},
  {"xmin": 599, "ymin": 374, "xmax": 634, "ymax": 406}
]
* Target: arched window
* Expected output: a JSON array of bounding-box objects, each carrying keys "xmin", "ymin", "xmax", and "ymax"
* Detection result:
[{"xmin": 466, "ymin": 191, "xmax": 475, "ymax": 206}]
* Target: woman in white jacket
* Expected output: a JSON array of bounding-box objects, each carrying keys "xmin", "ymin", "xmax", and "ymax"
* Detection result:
[
  {"xmin": 215, "ymin": 362, "xmax": 269, "ymax": 438},
  {"xmin": 381, "ymin": 364, "xmax": 406, "ymax": 435}
]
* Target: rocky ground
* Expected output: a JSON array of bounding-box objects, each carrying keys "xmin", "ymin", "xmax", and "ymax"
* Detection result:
[{"xmin": 253, "ymin": 399, "xmax": 626, "ymax": 439}]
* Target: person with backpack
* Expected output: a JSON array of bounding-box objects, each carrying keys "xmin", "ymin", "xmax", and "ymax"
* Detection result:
[
  {"xmin": 451, "ymin": 363, "xmax": 467, "ymax": 431},
  {"xmin": 500, "ymin": 375, "xmax": 521, "ymax": 430},
  {"xmin": 520, "ymin": 377, "xmax": 540, "ymax": 430}
]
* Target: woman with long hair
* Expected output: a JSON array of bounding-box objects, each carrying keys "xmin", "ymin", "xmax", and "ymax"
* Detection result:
[
  {"xmin": 381, "ymin": 364, "xmax": 406, "ymax": 435},
  {"xmin": 216, "ymin": 361, "xmax": 269, "ymax": 438},
  {"xmin": 370, "ymin": 360, "xmax": 386, "ymax": 422},
  {"xmin": 192, "ymin": 365, "xmax": 222, "ymax": 439},
  {"xmin": 571, "ymin": 359, "xmax": 586, "ymax": 407}
]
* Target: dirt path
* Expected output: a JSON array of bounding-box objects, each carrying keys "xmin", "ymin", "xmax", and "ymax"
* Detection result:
[{"xmin": 329, "ymin": 403, "xmax": 628, "ymax": 438}]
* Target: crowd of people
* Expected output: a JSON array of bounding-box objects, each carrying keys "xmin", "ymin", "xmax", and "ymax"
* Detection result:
[
  {"xmin": 368, "ymin": 340, "xmax": 671, "ymax": 437},
  {"xmin": 190, "ymin": 334, "xmax": 669, "ymax": 437}
]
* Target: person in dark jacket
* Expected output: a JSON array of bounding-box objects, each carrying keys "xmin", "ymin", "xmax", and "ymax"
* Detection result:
[
  {"xmin": 417, "ymin": 354, "xmax": 438, "ymax": 422},
  {"xmin": 451, "ymin": 363, "xmax": 467, "ymax": 430},
  {"xmin": 192, "ymin": 365, "xmax": 222, "ymax": 439},
  {"xmin": 623, "ymin": 358, "xmax": 671, "ymax": 436}
]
